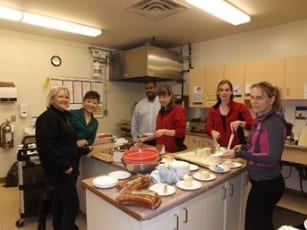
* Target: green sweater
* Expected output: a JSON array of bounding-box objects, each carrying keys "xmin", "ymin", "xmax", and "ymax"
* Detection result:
[{"xmin": 69, "ymin": 108, "xmax": 98, "ymax": 145}]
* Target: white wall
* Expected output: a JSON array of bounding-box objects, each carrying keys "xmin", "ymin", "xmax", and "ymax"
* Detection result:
[
  {"xmin": 0, "ymin": 29, "xmax": 144, "ymax": 178},
  {"xmin": 189, "ymin": 19, "xmax": 307, "ymax": 191}
]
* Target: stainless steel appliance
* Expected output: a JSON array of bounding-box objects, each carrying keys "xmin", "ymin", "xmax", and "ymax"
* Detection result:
[
  {"xmin": 189, "ymin": 121, "xmax": 206, "ymax": 134},
  {"xmin": 109, "ymin": 44, "xmax": 183, "ymax": 82}
]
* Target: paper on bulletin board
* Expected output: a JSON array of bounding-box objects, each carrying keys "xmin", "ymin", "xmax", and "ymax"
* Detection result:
[
  {"xmin": 233, "ymin": 84, "xmax": 242, "ymax": 97},
  {"xmin": 192, "ymin": 85, "xmax": 204, "ymax": 105},
  {"xmin": 49, "ymin": 77, "xmax": 104, "ymax": 118},
  {"xmin": 205, "ymin": 94, "xmax": 217, "ymax": 107},
  {"xmin": 245, "ymin": 82, "xmax": 254, "ymax": 96}
]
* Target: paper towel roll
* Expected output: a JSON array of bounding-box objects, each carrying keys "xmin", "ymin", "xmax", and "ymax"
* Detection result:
[{"xmin": 298, "ymin": 126, "xmax": 307, "ymax": 146}]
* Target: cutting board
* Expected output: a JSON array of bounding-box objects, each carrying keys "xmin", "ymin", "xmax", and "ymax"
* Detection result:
[{"xmin": 174, "ymin": 151, "xmax": 222, "ymax": 168}]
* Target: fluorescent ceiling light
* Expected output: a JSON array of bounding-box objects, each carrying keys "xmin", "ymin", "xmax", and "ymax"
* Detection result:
[
  {"xmin": 186, "ymin": 0, "xmax": 250, "ymax": 25},
  {"xmin": 22, "ymin": 13, "xmax": 102, "ymax": 37},
  {"xmin": 0, "ymin": 6, "xmax": 23, "ymax": 21}
]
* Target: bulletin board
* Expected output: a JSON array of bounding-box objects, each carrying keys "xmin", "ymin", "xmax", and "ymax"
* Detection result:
[{"xmin": 49, "ymin": 77, "xmax": 104, "ymax": 118}]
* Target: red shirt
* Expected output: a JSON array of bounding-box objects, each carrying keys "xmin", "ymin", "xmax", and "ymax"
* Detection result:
[
  {"xmin": 205, "ymin": 101, "xmax": 253, "ymax": 148},
  {"xmin": 156, "ymin": 104, "xmax": 186, "ymax": 153}
]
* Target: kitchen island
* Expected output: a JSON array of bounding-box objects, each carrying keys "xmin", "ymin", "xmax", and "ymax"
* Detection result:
[{"xmin": 81, "ymin": 151, "xmax": 248, "ymax": 230}]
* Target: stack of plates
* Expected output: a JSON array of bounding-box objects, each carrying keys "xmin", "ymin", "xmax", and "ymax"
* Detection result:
[{"xmin": 92, "ymin": 175, "xmax": 118, "ymax": 189}]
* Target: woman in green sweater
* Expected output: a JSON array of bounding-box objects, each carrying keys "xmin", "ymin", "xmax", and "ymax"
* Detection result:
[{"xmin": 70, "ymin": 90, "xmax": 100, "ymax": 149}]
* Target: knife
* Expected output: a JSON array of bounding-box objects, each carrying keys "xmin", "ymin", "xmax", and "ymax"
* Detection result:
[{"xmin": 227, "ymin": 133, "xmax": 234, "ymax": 150}]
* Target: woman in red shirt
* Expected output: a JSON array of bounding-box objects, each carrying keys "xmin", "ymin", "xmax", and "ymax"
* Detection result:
[
  {"xmin": 205, "ymin": 80, "xmax": 254, "ymax": 148},
  {"xmin": 139, "ymin": 85, "xmax": 186, "ymax": 153}
]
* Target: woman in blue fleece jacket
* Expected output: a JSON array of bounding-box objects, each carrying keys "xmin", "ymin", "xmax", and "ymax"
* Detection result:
[{"xmin": 223, "ymin": 81, "xmax": 286, "ymax": 230}]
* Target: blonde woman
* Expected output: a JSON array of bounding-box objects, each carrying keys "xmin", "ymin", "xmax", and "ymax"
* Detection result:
[{"xmin": 36, "ymin": 86, "xmax": 79, "ymax": 230}]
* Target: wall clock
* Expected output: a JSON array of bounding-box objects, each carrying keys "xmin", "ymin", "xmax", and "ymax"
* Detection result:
[{"xmin": 51, "ymin": 55, "xmax": 62, "ymax": 67}]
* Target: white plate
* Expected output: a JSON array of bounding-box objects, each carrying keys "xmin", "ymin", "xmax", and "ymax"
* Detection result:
[
  {"xmin": 229, "ymin": 162, "xmax": 242, "ymax": 169},
  {"xmin": 108, "ymin": 170, "xmax": 131, "ymax": 180},
  {"xmin": 149, "ymin": 183, "xmax": 176, "ymax": 196},
  {"xmin": 189, "ymin": 163, "xmax": 199, "ymax": 171},
  {"xmin": 192, "ymin": 172, "xmax": 216, "ymax": 181},
  {"xmin": 92, "ymin": 175, "xmax": 118, "ymax": 189},
  {"xmin": 209, "ymin": 164, "xmax": 230, "ymax": 174},
  {"xmin": 176, "ymin": 180, "xmax": 202, "ymax": 191}
]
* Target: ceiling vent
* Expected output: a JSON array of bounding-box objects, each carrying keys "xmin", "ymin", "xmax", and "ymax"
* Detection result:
[{"xmin": 126, "ymin": 0, "xmax": 189, "ymax": 20}]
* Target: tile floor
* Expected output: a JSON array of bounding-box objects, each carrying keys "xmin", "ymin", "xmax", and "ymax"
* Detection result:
[{"xmin": 0, "ymin": 182, "xmax": 86, "ymax": 230}]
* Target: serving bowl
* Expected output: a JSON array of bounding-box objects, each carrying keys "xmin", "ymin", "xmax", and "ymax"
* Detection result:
[{"xmin": 122, "ymin": 159, "xmax": 160, "ymax": 174}]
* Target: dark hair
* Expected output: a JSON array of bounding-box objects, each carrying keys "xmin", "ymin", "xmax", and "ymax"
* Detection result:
[
  {"xmin": 83, "ymin": 90, "xmax": 100, "ymax": 103},
  {"xmin": 157, "ymin": 85, "xmax": 174, "ymax": 105},
  {"xmin": 216, "ymin": 79, "xmax": 234, "ymax": 102},
  {"xmin": 144, "ymin": 80, "xmax": 156, "ymax": 87},
  {"xmin": 250, "ymin": 81, "xmax": 282, "ymax": 111}
]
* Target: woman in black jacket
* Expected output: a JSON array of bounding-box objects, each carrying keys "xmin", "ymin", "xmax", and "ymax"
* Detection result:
[{"xmin": 36, "ymin": 86, "xmax": 79, "ymax": 230}]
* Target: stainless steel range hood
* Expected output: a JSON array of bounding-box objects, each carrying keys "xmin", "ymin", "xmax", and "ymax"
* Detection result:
[{"xmin": 109, "ymin": 45, "xmax": 183, "ymax": 82}]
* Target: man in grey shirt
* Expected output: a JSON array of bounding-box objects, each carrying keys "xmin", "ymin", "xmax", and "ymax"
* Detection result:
[{"xmin": 131, "ymin": 80, "xmax": 160, "ymax": 145}]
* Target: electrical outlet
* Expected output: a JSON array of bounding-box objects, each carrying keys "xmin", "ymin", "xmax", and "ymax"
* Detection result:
[{"xmin": 11, "ymin": 115, "xmax": 16, "ymax": 122}]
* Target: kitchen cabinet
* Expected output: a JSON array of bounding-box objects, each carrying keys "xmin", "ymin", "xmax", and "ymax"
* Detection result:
[
  {"xmin": 186, "ymin": 134, "xmax": 212, "ymax": 150},
  {"xmin": 86, "ymin": 185, "xmax": 206, "ymax": 230},
  {"xmin": 189, "ymin": 66, "xmax": 223, "ymax": 108},
  {"xmin": 284, "ymin": 55, "xmax": 307, "ymax": 99},
  {"xmin": 245, "ymin": 59, "xmax": 285, "ymax": 97},
  {"xmin": 203, "ymin": 173, "xmax": 247, "ymax": 230},
  {"xmin": 224, "ymin": 63, "xmax": 245, "ymax": 103},
  {"xmin": 204, "ymin": 65, "xmax": 224, "ymax": 107},
  {"xmin": 189, "ymin": 68, "xmax": 206, "ymax": 107},
  {"xmin": 85, "ymin": 172, "xmax": 245, "ymax": 230}
]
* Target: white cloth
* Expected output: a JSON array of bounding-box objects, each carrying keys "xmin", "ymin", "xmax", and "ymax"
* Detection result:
[{"xmin": 131, "ymin": 96, "xmax": 160, "ymax": 141}]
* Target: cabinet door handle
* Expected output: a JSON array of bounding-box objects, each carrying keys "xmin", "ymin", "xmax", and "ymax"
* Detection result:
[
  {"xmin": 222, "ymin": 186, "xmax": 227, "ymax": 200},
  {"xmin": 174, "ymin": 214, "xmax": 179, "ymax": 230},
  {"xmin": 229, "ymin": 183, "xmax": 234, "ymax": 196},
  {"xmin": 183, "ymin": 207, "xmax": 188, "ymax": 223}
]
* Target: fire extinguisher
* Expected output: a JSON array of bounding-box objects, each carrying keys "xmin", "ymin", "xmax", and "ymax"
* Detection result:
[{"xmin": 0, "ymin": 119, "xmax": 14, "ymax": 149}]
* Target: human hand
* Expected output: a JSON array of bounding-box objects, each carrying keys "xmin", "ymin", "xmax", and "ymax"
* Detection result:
[
  {"xmin": 155, "ymin": 129, "xmax": 167, "ymax": 137},
  {"xmin": 221, "ymin": 149, "xmax": 235, "ymax": 159},
  {"xmin": 211, "ymin": 130, "xmax": 220, "ymax": 141},
  {"xmin": 76, "ymin": 139, "xmax": 88, "ymax": 148},
  {"xmin": 230, "ymin": 120, "xmax": 243, "ymax": 133},
  {"xmin": 64, "ymin": 167, "xmax": 73, "ymax": 174},
  {"xmin": 222, "ymin": 144, "xmax": 241, "ymax": 159}
]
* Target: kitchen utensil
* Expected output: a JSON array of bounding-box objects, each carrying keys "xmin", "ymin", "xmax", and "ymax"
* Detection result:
[
  {"xmin": 92, "ymin": 175, "xmax": 118, "ymax": 189},
  {"xmin": 192, "ymin": 171, "xmax": 216, "ymax": 181},
  {"xmin": 149, "ymin": 183, "xmax": 176, "ymax": 196},
  {"xmin": 122, "ymin": 148, "xmax": 159, "ymax": 163},
  {"xmin": 121, "ymin": 158, "xmax": 161, "ymax": 174},
  {"xmin": 176, "ymin": 180, "xmax": 201, "ymax": 191},
  {"xmin": 227, "ymin": 133, "xmax": 234, "ymax": 150}
]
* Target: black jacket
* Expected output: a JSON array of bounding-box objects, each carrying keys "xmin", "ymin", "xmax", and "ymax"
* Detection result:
[{"xmin": 36, "ymin": 105, "xmax": 79, "ymax": 182}]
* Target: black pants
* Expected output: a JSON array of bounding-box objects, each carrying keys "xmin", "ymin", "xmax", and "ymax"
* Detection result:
[
  {"xmin": 245, "ymin": 174, "xmax": 285, "ymax": 230},
  {"xmin": 51, "ymin": 173, "xmax": 79, "ymax": 230}
]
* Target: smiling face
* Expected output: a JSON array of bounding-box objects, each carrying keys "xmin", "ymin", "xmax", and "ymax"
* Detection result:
[
  {"xmin": 158, "ymin": 94, "xmax": 172, "ymax": 108},
  {"xmin": 217, "ymin": 82, "xmax": 233, "ymax": 103},
  {"xmin": 250, "ymin": 86, "xmax": 274, "ymax": 116},
  {"xmin": 51, "ymin": 88, "xmax": 70, "ymax": 111},
  {"xmin": 83, "ymin": 98, "xmax": 99, "ymax": 114},
  {"xmin": 145, "ymin": 82, "xmax": 157, "ymax": 101}
]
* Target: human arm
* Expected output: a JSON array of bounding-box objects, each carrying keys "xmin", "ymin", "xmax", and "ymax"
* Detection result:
[
  {"xmin": 35, "ymin": 111, "xmax": 72, "ymax": 173},
  {"xmin": 235, "ymin": 117, "xmax": 285, "ymax": 165},
  {"xmin": 205, "ymin": 107, "xmax": 221, "ymax": 141},
  {"xmin": 131, "ymin": 105, "xmax": 139, "ymax": 141}
]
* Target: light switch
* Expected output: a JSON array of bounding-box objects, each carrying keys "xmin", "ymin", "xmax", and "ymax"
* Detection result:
[{"xmin": 19, "ymin": 103, "xmax": 28, "ymax": 118}]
